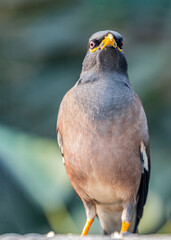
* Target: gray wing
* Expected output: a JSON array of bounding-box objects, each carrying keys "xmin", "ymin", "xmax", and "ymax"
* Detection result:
[{"xmin": 133, "ymin": 142, "xmax": 151, "ymax": 233}]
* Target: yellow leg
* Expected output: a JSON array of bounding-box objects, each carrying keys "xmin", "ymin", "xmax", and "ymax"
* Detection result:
[
  {"xmin": 120, "ymin": 221, "xmax": 131, "ymax": 233},
  {"xmin": 81, "ymin": 218, "xmax": 94, "ymax": 236}
]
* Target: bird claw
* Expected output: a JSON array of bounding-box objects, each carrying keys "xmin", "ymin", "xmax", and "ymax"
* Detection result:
[
  {"xmin": 111, "ymin": 231, "xmax": 122, "ymax": 239},
  {"xmin": 112, "ymin": 231, "xmax": 133, "ymax": 239}
]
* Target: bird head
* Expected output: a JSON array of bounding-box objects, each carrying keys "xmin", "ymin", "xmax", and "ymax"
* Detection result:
[{"xmin": 81, "ymin": 30, "xmax": 128, "ymax": 74}]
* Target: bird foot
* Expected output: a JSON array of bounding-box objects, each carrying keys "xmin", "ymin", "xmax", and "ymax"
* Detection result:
[{"xmin": 111, "ymin": 231, "xmax": 122, "ymax": 239}]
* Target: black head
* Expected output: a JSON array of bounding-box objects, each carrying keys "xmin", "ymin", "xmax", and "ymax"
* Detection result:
[{"xmin": 81, "ymin": 30, "xmax": 128, "ymax": 74}]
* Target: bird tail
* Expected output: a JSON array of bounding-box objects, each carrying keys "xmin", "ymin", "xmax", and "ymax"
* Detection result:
[{"xmin": 96, "ymin": 204, "xmax": 122, "ymax": 234}]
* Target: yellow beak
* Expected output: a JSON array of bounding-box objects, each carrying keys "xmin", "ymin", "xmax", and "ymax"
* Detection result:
[
  {"xmin": 89, "ymin": 33, "xmax": 123, "ymax": 53},
  {"xmin": 99, "ymin": 33, "xmax": 117, "ymax": 50}
]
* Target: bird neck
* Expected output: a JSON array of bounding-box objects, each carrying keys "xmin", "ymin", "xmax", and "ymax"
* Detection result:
[
  {"xmin": 80, "ymin": 69, "xmax": 130, "ymax": 86},
  {"xmin": 96, "ymin": 51, "xmax": 128, "ymax": 74},
  {"xmin": 82, "ymin": 50, "xmax": 128, "ymax": 75}
]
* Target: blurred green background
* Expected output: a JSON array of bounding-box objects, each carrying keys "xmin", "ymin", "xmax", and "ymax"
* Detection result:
[{"xmin": 0, "ymin": 0, "xmax": 170, "ymax": 235}]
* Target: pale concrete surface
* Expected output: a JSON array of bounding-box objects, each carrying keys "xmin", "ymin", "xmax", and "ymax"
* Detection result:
[{"xmin": 0, "ymin": 234, "xmax": 170, "ymax": 240}]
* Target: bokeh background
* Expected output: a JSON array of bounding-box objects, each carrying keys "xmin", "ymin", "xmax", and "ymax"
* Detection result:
[{"xmin": 0, "ymin": 0, "xmax": 170, "ymax": 235}]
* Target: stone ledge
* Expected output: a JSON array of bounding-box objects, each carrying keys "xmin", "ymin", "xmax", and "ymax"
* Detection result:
[{"xmin": 0, "ymin": 234, "xmax": 170, "ymax": 240}]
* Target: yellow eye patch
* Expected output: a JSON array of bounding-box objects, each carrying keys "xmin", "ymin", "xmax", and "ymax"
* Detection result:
[{"xmin": 89, "ymin": 46, "xmax": 99, "ymax": 53}]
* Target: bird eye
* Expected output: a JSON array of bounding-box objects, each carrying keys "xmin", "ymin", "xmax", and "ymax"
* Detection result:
[
  {"xmin": 118, "ymin": 40, "xmax": 123, "ymax": 49},
  {"xmin": 89, "ymin": 41, "xmax": 96, "ymax": 49}
]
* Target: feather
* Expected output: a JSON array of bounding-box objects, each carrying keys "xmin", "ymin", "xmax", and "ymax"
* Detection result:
[{"xmin": 133, "ymin": 143, "xmax": 151, "ymax": 233}]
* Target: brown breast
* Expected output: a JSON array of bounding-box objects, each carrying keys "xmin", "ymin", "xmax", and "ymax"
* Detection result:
[{"xmin": 57, "ymin": 85, "xmax": 148, "ymax": 203}]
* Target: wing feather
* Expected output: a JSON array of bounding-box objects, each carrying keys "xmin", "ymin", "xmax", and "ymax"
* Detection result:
[{"xmin": 133, "ymin": 143, "xmax": 151, "ymax": 233}]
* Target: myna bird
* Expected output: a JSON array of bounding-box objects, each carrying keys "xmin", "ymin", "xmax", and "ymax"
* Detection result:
[{"xmin": 57, "ymin": 30, "xmax": 150, "ymax": 236}]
